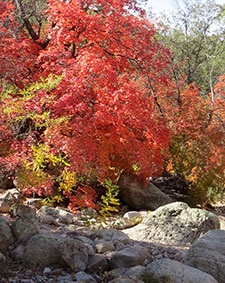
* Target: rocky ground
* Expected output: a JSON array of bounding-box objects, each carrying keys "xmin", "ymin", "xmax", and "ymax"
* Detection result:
[
  {"xmin": 0, "ymin": 175, "xmax": 225, "ymax": 283},
  {"xmin": 0, "ymin": 189, "xmax": 223, "ymax": 283}
]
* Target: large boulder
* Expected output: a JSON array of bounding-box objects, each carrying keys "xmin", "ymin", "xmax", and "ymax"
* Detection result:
[
  {"xmin": 145, "ymin": 258, "xmax": 217, "ymax": 283},
  {"xmin": 11, "ymin": 214, "xmax": 39, "ymax": 241},
  {"xmin": 23, "ymin": 233, "xmax": 88, "ymax": 270},
  {"xmin": 23, "ymin": 233, "xmax": 65, "ymax": 268},
  {"xmin": 0, "ymin": 217, "xmax": 15, "ymax": 252},
  {"xmin": 123, "ymin": 202, "xmax": 220, "ymax": 246},
  {"xmin": 60, "ymin": 237, "xmax": 89, "ymax": 271},
  {"xmin": 184, "ymin": 230, "xmax": 225, "ymax": 283},
  {"xmin": 118, "ymin": 173, "xmax": 173, "ymax": 210}
]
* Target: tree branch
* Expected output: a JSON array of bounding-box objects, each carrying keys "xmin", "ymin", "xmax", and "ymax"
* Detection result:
[{"xmin": 14, "ymin": 0, "xmax": 39, "ymax": 41}]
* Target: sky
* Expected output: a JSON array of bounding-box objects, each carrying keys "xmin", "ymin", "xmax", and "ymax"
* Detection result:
[{"xmin": 147, "ymin": 0, "xmax": 225, "ymax": 15}]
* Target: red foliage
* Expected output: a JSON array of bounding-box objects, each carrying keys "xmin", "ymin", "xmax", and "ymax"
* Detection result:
[
  {"xmin": 67, "ymin": 186, "xmax": 100, "ymax": 213},
  {"xmin": 34, "ymin": 0, "xmax": 172, "ymax": 179},
  {"xmin": 0, "ymin": 0, "xmax": 173, "ymax": 210},
  {"xmin": 0, "ymin": 1, "xmax": 39, "ymax": 86}
]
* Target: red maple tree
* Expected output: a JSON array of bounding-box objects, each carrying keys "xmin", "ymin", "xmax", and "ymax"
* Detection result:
[{"xmin": 0, "ymin": 0, "xmax": 173, "ymax": 208}]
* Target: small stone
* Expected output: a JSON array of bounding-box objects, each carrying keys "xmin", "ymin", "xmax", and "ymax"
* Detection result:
[
  {"xmin": 43, "ymin": 267, "xmax": 51, "ymax": 274},
  {"xmin": 95, "ymin": 240, "xmax": 115, "ymax": 253},
  {"xmin": 50, "ymin": 268, "xmax": 63, "ymax": 275},
  {"xmin": 57, "ymin": 274, "xmax": 73, "ymax": 283},
  {"xmin": 75, "ymin": 271, "xmax": 97, "ymax": 282}
]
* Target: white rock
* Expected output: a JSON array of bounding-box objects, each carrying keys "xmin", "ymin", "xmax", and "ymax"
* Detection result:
[
  {"xmin": 123, "ymin": 202, "xmax": 220, "ymax": 246},
  {"xmin": 43, "ymin": 267, "xmax": 51, "ymax": 274}
]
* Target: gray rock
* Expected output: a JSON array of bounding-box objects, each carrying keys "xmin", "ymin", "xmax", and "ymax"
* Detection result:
[
  {"xmin": 85, "ymin": 243, "xmax": 95, "ymax": 256},
  {"xmin": 184, "ymin": 229, "xmax": 225, "ymax": 283},
  {"xmin": 0, "ymin": 217, "xmax": 15, "ymax": 252},
  {"xmin": 74, "ymin": 235, "xmax": 94, "ymax": 246},
  {"xmin": 0, "ymin": 189, "xmax": 21, "ymax": 213},
  {"xmin": 123, "ymin": 202, "xmax": 220, "ymax": 246},
  {"xmin": 108, "ymin": 266, "xmax": 146, "ymax": 281},
  {"xmin": 108, "ymin": 279, "xmax": 144, "ymax": 283},
  {"xmin": 37, "ymin": 206, "xmax": 74, "ymax": 225},
  {"xmin": 57, "ymin": 274, "xmax": 74, "ymax": 283},
  {"xmin": 124, "ymin": 266, "xmax": 147, "ymax": 280},
  {"xmin": 91, "ymin": 229, "xmax": 130, "ymax": 245},
  {"xmin": 86, "ymin": 254, "xmax": 109, "ymax": 274},
  {"xmin": 118, "ymin": 173, "xmax": 173, "ymax": 210},
  {"xmin": 11, "ymin": 214, "xmax": 39, "ymax": 241},
  {"xmin": 39, "ymin": 214, "xmax": 56, "ymax": 225},
  {"xmin": 24, "ymin": 233, "xmax": 65, "ymax": 268},
  {"xmin": 75, "ymin": 271, "xmax": 96, "ymax": 282},
  {"xmin": 23, "ymin": 233, "xmax": 88, "ymax": 270},
  {"xmin": 0, "ymin": 215, "xmax": 10, "ymax": 224},
  {"xmin": 107, "ymin": 267, "xmax": 128, "ymax": 280},
  {"xmin": 145, "ymin": 258, "xmax": 217, "ymax": 283},
  {"xmin": 10, "ymin": 243, "xmax": 25, "ymax": 261},
  {"xmin": 60, "ymin": 238, "xmax": 88, "ymax": 271},
  {"xmin": 173, "ymin": 249, "xmax": 188, "ymax": 262},
  {"xmin": 108, "ymin": 245, "xmax": 148, "ymax": 268},
  {"xmin": 0, "ymin": 252, "xmax": 8, "ymax": 273},
  {"xmin": 11, "ymin": 204, "xmax": 36, "ymax": 217},
  {"xmin": 95, "ymin": 240, "xmax": 115, "ymax": 253}
]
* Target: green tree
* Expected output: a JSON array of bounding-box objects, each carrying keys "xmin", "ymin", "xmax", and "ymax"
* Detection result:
[{"xmin": 158, "ymin": 0, "xmax": 225, "ymax": 99}]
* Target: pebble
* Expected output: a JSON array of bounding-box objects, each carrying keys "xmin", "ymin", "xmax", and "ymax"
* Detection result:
[{"xmin": 43, "ymin": 267, "xmax": 51, "ymax": 274}]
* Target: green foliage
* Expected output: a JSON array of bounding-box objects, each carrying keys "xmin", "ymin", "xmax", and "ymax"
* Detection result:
[
  {"xmin": 99, "ymin": 178, "xmax": 120, "ymax": 218},
  {"xmin": 158, "ymin": 0, "xmax": 225, "ymax": 97},
  {"xmin": 1, "ymin": 74, "xmax": 67, "ymax": 139},
  {"xmin": 24, "ymin": 143, "xmax": 69, "ymax": 171},
  {"xmin": 42, "ymin": 169, "xmax": 77, "ymax": 206},
  {"xmin": 17, "ymin": 143, "xmax": 72, "ymax": 198}
]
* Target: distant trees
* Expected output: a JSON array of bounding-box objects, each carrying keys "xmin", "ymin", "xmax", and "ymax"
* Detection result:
[{"xmin": 158, "ymin": 0, "xmax": 225, "ymax": 100}]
